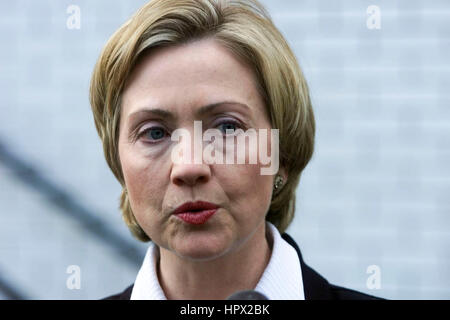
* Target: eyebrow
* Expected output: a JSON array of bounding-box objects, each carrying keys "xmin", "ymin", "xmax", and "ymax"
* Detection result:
[{"xmin": 127, "ymin": 101, "xmax": 251, "ymax": 124}]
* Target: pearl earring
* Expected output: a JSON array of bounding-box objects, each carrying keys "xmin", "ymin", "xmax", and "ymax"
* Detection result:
[{"xmin": 274, "ymin": 175, "xmax": 284, "ymax": 192}]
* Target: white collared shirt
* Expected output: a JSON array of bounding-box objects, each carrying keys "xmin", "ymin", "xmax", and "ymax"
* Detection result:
[{"xmin": 130, "ymin": 222, "xmax": 305, "ymax": 300}]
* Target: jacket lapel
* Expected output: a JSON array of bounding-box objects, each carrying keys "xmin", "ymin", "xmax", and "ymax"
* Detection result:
[{"xmin": 281, "ymin": 233, "xmax": 333, "ymax": 299}]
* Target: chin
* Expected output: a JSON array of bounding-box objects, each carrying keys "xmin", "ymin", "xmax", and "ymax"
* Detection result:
[{"xmin": 172, "ymin": 232, "xmax": 232, "ymax": 262}]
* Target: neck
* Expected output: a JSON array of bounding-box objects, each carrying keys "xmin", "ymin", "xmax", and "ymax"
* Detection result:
[{"xmin": 157, "ymin": 222, "xmax": 272, "ymax": 300}]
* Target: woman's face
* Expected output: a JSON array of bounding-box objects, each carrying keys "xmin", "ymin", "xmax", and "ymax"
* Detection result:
[{"xmin": 119, "ymin": 38, "xmax": 279, "ymax": 261}]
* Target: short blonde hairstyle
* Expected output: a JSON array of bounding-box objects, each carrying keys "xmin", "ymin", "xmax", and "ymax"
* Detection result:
[{"xmin": 89, "ymin": 0, "xmax": 315, "ymax": 242}]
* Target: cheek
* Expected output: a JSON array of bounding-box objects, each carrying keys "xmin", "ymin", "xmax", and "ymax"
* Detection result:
[
  {"xmin": 119, "ymin": 144, "xmax": 166, "ymax": 215},
  {"xmin": 216, "ymin": 130, "xmax": 276, "ymax": 221},
  {"xmin": 218, "ymin": 164, "xmax": 273, "ymax": 219}
]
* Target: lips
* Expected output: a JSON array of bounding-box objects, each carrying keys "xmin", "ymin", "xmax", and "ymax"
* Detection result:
[{"xmin": 173, "ymin": 201, "xmax": 219, "ymax": 225}]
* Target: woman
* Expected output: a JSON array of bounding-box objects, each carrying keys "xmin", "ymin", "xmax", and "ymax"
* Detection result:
[{"xmin": 90, "ymin": 0, "xmax": 379, "ymax": 300}]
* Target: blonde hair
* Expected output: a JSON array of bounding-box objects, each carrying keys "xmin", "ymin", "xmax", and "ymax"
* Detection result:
[{"xmin": 89, "ymin": 0, "xmax": 315, "ymax": 242}]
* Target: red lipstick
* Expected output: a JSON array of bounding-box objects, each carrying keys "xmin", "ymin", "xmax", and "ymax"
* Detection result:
[{"xmin": 173, "ymin": 201, "xmax": 219, "ymax": 225}]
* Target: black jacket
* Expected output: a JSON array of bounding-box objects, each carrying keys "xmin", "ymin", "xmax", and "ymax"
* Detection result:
[{"xmin": 104, "ymin": 233, "xmax": 382, "ymax": 300}]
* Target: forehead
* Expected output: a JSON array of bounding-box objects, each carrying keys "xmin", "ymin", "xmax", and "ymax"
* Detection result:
[{"xmin": 121, "ymin": 38, "xmax": 265, "ymax": 120}]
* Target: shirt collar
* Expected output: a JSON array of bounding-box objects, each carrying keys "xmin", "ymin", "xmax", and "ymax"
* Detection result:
[
  {"xmin": 130, "ymin": 240, "xmax": 166, "ymax": 300},
  {"xmin": 255, "ymin": 222, "xmax": 305, "ymax": 300},
  {"xmin": 130, "ymin": 222, "xmax": 304, "ymax": 300}
]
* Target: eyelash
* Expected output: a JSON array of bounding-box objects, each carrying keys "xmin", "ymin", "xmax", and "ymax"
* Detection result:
[{"xmin": 137, "ymin": 119, "xmax": 244, "ymax": 144}]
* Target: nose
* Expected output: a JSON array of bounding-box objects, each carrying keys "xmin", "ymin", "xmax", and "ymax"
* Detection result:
[
  {"xmin": 169, "ymin": 123, "xmax": 212, "ymax": 187},
  {"xmin": 170, "ymin": 137, "xmax": 211, "ymax": 186},
  {"xmin": 170, "ymin": 162, "xmax": 211, "ymax": 187}
]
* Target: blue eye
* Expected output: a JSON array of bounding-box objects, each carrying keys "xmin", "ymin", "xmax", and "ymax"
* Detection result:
[
  {"xmin": 141, "ymin": 127, "xmax": 167, "ymax": 142},
  {"xmin": 217, "ymin": 121, "xmax": 239, "ymax": 135}
]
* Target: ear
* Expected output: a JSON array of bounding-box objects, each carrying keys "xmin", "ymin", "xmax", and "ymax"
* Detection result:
[{"xmin": 277, "ymin": 167, "xmax": 288, "ymax": 182}]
